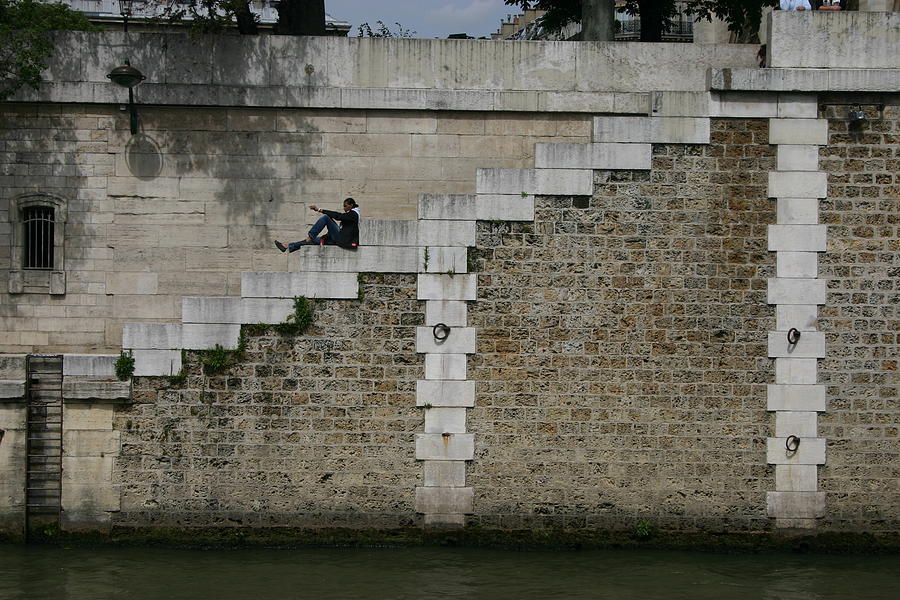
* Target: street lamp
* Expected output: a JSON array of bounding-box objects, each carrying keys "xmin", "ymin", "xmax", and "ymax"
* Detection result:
[
  {"xmin": 107, "ymin": 61, "xmax": 145, "ymax": 135},
  {"xmin": 119, "ymin": 0, "xmax": 135, "ymax": 32}
]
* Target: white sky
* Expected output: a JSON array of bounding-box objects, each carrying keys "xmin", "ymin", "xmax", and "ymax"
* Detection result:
[{"xmin": 326, "ymin": 0, "xmax": 518, "ymax": 39}]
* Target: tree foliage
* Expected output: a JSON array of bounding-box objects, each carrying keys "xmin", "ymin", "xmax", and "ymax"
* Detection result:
[
  {"xmin": 504, "ymin": 0, "xmax": 778, "ymax": 42},
  {"xmin": 0, "ymin": 0, "xmax": 99, "ymax": 101},
  {"xmin": 356, "ymin": 21, "xmax": 416, "ymax": 38},
  {"xmin": 150, "ymin": 0, "xmax": 259, "ymax": 35}
]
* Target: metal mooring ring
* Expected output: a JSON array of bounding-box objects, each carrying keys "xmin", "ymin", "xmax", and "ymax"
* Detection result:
[
  {"xmin": 785, "ymin": 435, "xmax": 801, "ymax": 453},
  {"xmin": 433, "ymin": 323, "xmax": 451, "ymax": 341},
  {"xmin": 787, "ymin": 328, "xmax": 802, "ymax": 345}
]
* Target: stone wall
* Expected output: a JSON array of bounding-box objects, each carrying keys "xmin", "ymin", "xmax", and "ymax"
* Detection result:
[
  {"xmin": 0, "ymin": 104, "xmax": 589, "ymax": 354},
  {"xmin": 817, "ymin": 99, "xmax": 900, "ymax": 531},
  {"xmin": 467, "ymin": 119, "xmax": 777, "ymax": 530},
  {"xmin": 117, "ymin": 274, "xmax": 423, "ymax": 528}
]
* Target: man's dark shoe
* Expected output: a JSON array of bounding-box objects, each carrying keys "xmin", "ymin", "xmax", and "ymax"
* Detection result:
[{"xmin": 274, "ymin": 240, "xmax": 287, "ymax": 253}]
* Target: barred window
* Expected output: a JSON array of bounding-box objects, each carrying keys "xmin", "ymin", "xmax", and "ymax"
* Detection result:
[
  {"xmin": 23, "ymin": 206, "xmax": 55, "ymax": 270},
  {"xmin": 8, "ymin": 194, "xmax": 67, "ymax": 295}
]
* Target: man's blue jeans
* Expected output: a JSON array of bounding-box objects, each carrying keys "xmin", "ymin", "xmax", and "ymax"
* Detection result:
[{"xmin": 288, "ymin": 214, "xmax": 339, "ymax": 251}]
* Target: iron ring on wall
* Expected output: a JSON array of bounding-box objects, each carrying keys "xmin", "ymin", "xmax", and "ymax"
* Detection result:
[
  {"xmin": 785, "ymin": 435, "xmax": 801, "ymax": 452},
  {"xmin": 433, "ymin": 323, "xmax": 450, "ymax": 341},
  {"xmin": 787, "ymin": 328, "xmax": 802, "ymax": 345}
]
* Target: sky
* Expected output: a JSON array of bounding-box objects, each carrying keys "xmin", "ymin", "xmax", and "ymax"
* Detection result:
[{"xmin": 325, "ymin": 0, "xmax": 519, "ymax": 39}]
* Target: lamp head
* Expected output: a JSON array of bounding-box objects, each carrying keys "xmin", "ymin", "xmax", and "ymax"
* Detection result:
[{"xmin": 107, "ymin": 63, "xmax": 145, "ymax": 89}]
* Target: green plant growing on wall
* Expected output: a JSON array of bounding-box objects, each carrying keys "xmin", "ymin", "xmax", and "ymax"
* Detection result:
[
  {"xmin": 273, "ymin": 296, "xmax": 314, "ymax": 336},
  {"xmin": 199, "ymin": 331, "xmax": 247, "ymax": 375},
  {"xmin": 115, "ymin": 350, "xmax": 135, "ymax": 381},
  {"xmin": 634, "ymin": 519, "xmax": 654, "ymax": 539}
]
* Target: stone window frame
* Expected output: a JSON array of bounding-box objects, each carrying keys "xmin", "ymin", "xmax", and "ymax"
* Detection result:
[{"xmin": 8, "ymin": 193, "xmax": 67, "ymax": 295}]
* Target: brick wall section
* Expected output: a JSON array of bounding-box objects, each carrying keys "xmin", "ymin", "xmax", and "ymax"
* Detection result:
[
  {"xmin": 0, "ymin": 105, "xmax": 590, "ymax": 354},
  {"xmin": 114, "ymin": 274, "xmax": 425, "ymax": 528},
  {"xmin": 817, "ymin": 100, "xmax": 900, "ymax": 531},
  {"xmin": 467, "ymin": 119, "xmax": 779, "ymax": 531}
]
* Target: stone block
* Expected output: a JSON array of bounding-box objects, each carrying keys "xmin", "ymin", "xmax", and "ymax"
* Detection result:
[
  {"xmin": 775, "ymin": 305, "xmax": 818, "ymax": 332},
  {"xmin": 768, "ymin": 172, "xmax": 828, "ymax": 199},
  {"xmin": 767, "ymin": 278, "xmax": 826, "ymax": 305},
  {"xmin": 0, "ymin": 406, "xmax": 26, "ymax": 430},
  {"xmin": 105, "ymin": 272, "xmax": 158, "ymax": 296},
  {"xmin": 475, "ymin": 168, "xmax": 593, "ymax": 196},
  {"xmin": 776, "ymin": 145, "xmax": 820, "ymax": 171},
  {"xmin": 777, "ymin": 94, "xmax": 818, "ymax": 119},
  {"xmin": 768, "ymin": 119, "xmax": 828, "ymax": 146},
  {"xmin": 418, "ymin": 195, "xmax": 476, "ymax": 220},
  {"xmin": 713, "ymin": 92, "xmax": 778, "ymax": 118},
  {"xmin": 182, "ymin": 297, "xmax": 295, "ymax": 325},
  {"xmin": 0, "ymin": 381, "xmax": 25, "ymax": 401},
  {"xmin": 418, "ymin": 221, "xmax": 475, "ymax": 248},
  {"xmin": 475, "ymin": 195, "xmax": 535, "ymax": 221},
  {"xmin": 776, "ymin": 252, "xmax": 818, "ymax": 279},
  {"xmin": 415, "ymin": 486, "xmax": 474, "ymax": 514},
  {"xmin": 417, "ymin": 274, "xmax": 477, "ymax": 301},
  {"xmin": 768, "ymin": 331, "xmax": 826, "ymax": 359},
  {"xmin": 424, "ymin": 407, "xmax": 467, "ymax": 434},
  {"xmin": 416, "ymin": 327, "xmax": 476, "ymax": 354},
  {"xmin": 766, "ymin": 492, "xmax": 826, "ymax": 519},
  {"xmin": 415, "ymin": 433, "xmax": 475, "ymax": 461},
  {"xmin": 63, "ymin": 430, "xmax": 120, "ymax": 456},
  {"xmin": 419, "ymin": 247, "xmax": 467, "ymax": 274},
  {"xmin": 768, "ymin": 11, "xmax": 900, "ymax": 69},
  {"xmin": 416, "ymin": 380, "xmax": 475, "ymax": 408},
  {"xmin": 132, "ymin": 350, "xmax": 183, "ymax": 377},
  {"xmin": 709, "ymin": 68, "xmax": 900, "ymax": 93},
  {"xmin": 533, "ymin": 143, "xmax": 652, "ymax": 170},
  {"xmin": 181, "ymin": 323, "xmax": 241, "ymax": 350},
  {"xmin": 64, "ymin": 404, "xmax": 114, "ymax": 431},
  {"xmin": 775, "ymin": 358, "xmax": 818, "ymax": 385},
  {"xmin": 777, "ymin": 198, "xmax": 819, "ymax": 225},
  {"xmin": 423, "ymin": 461, "xmax": 466, "ymax": 487},
  {"xmin": 592, "ymin": 117, "xmax": 709, "ymax": 144},
  {"xmin": 240, "ymin": 272, "xmax": 358, "ymax": 299},
  {"xmin": 775, "ymin": 465, "xmax": 818, "ymax": 493},
  {"xmin": 767, "ymin": 437, "xmax": 826, "ymax": 465},
  {"xmin": 650, "ymin": 91, "xmax": 713, "ymax": 117},
  {"xmin": 359, "ymin": 220, "xmax": 418, "ymax": 246},
  {"xmin": 61, "ymin": 481, "xmax": 119, "ymax": 512},
  {"xmin": 767, "ymin": 384, "xmax": 826, "ymax": 412},
  {"xmin": 775, "ymin": 412, "xmax": 818, "ymax": 439},
  {"xmin": 768, "ymin": 226, "xmax": 826, "ymax": 253},
  {"xmin": 423, "ymin": 514, "xmax": 465, "ymax": 527},
  {"xmin": 425, "ymin": 354, "xmax": 467, "ymax": 381},
  {"xmin": 61, "ymin": 455, "xmax": 113, "ymax": 484},
  {"xmin": 122, "ymin": 323, "xmax": 182, "ymax": 350},
  {"xmin": 293, "ymin": 246, "xmax": 418, "ymax": 274},
  {"xmin": 63, "ymin": 354, "xmax": 117, "ymax": 377},
  {"xmin": 62, "ymin": 380, "xmax": 131, "ymax": 402},
  {"xmin": 0, "ymin": 355, "xmax": 25, "ymax": 379},
  {"xmin": 425, "ymin": 301, "xmax": 468, "ymax": 327}
]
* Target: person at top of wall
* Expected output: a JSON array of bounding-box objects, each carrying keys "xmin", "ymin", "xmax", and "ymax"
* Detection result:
[
  {"xmin": 815, "ymin": 0, "xmax": 844, "ymax": 10},
  {"xmin": 274, "ymin": 198, "xmax": 360, "ymax": 252},
  {"xmin": 780, "ymin": 0, "xmax": 811, "ymax": 8}
]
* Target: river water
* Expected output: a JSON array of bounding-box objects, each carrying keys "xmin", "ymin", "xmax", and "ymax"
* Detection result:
[{"xmin": 1, "ymin": 544, "xmax": 899, "ymax": 599}]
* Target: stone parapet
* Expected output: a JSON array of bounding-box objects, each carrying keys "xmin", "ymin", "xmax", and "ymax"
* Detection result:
[{"xmin": 767, "ymin": 11, "xmax": 900, "ymax": 69}]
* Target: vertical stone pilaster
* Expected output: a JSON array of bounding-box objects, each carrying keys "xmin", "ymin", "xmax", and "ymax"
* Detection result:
[{"xmin": 764, "ymin": 105, "xmax": 829, "ymax": 528}]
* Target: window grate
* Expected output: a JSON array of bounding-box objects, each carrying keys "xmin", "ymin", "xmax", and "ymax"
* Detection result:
[{"xmin": 23, "ymin": 206, "xmax": 54, "ymax": 270}]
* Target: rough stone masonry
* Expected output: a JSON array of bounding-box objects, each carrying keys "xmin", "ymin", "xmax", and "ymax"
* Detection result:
[{"xmin": 0, "ymin": 10, "xmax": 897, "ymax": 539}]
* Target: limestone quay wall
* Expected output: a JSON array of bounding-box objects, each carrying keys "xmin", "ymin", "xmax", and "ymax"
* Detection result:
[
  {"xmin": 0, "ymin": 104, "xmax": 590, "ymax": 353},
  {"xmin": 11, "ymin": 32, "xmax": 758, "ymax": 111}
]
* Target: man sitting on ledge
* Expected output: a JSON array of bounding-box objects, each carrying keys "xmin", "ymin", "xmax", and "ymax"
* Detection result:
[{"xmin": 275, "ymin": 198, "xmax": 361, "ymax": 252}]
